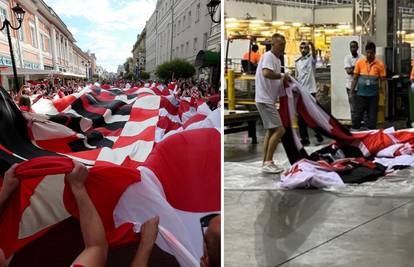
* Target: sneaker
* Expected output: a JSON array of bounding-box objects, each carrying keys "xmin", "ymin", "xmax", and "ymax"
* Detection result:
[
  {"xmin": 301, "ymin": 138, "xmax": 310, "ymax": 146},
  {"xmin": 262, "ymin": 162, "xmax": 284, "ymax": 174}
]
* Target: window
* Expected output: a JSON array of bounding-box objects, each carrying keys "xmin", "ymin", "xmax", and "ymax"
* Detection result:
[
  {"xmin": 40, "ymin": 34, "xmax": 45, "ymax": 51},
  {"xmin": 29, "ymin": 23, "xmax": 37, "ymax": 48},
  {"xmin": 181, "ymin": 44, "xmax": 184, "ymax": 55},
  {"xmin": 18, "ymin": 26, "xmax": 24, "ymax": 42},
  {"xmin": 188, "ymin": 11, "xmax": 191, "ymax": 28},
  {"xmin": 183, "ymin": 15, "xmax": 186, "ymax": 31},
  {"xmin": 185, "ymin": 41, "xmax": 189, "ymax": 55},
  {"xmin": 177, "ymin": 20, "xmax": 180, "ymax": 34},
  {"xmin": 203, "ymin": 32, "xmax": 208, "ymax": 49},
  {"xmin": 0, "ymin": 7, "xmax": 7, "ymax": 34},
  {"xmin": 196, "ymin": 3, "xmax": 200, "ymax": 22},
  {"xmin": 193, "ymin": 37, "xmax": 198, "ymax": 52}
]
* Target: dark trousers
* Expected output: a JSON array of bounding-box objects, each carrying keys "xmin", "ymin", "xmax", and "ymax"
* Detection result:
[
  {"xmin": 298, "ymin": 93, "xmax": 322, "ymax": 140},
  {"xmin": 352, "ymin": 95, "xmax": 379, "ymax": 130}
]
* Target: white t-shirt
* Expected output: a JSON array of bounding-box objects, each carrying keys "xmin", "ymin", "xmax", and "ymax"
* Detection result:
[
  {"xmin": 255, "ymin": 51, "xmax": 283, "ymax": 104},
  {"xmin": 295, "ymin": 54, "xmax": 317, "ymax": 94},
  {"xmin": 344, "ymin": 53, "xmax": 362, "ymax": 89}
]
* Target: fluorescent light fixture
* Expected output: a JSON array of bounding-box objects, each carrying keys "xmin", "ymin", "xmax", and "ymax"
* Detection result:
[{"xmin": 272, "ymin": 21, "xmax": 285, "ymax": 26}]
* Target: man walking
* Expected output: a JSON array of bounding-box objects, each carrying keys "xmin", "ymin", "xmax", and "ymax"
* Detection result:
[
  {"xmin": 351, "ymin": 42, "xmax": 386, "ymax": 130},
  {"xmin": 255, "ymin": 33, "xmax": 287, "ymax": 174},
  {"xmin": 295, "ymin": 41, "xmax": 323, "ymax": 146},
  {"xmin": 344, "ymin": 41, "xmax": 362, "ymax": 119}
]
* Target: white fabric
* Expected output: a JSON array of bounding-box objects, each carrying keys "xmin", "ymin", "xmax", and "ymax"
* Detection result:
[
  {"xmin": 19, "ymin": 174, "xmax": 71, "ymax": 239},
  {"xmin": 374, "ymin": 155, "xmax": 414, "ymax": 169},
  {"xmin": 277, "ymin": 159, "xmax": 345, "ymax": 189},
  {"xmin": 411, "ymin": 82, "xmax": 414, "ymax": 92},
  {"xmin": 295, "ymin": 54, "xmax": 317, "ymax": 94},
  {"xmin": 344, "ymin": 53, "xmax": 362, "ymax": 89},
  {"xmin": 255, "ymin": 51, "xmax": 283, "ymax": 104},
  {"xmin": 114, "ymin": 167, "xmax": 211, "ymax": 267}
]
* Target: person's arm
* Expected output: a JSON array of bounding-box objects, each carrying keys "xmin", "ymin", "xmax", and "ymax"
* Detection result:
[
  {"xmin": 345, "ymin": 67, "xmax": 354, "ymax": 75},
  {"xmin": 262, "ymin": 68, "xmax": 284, "ymax": 80},
  {"xmin": 309, "ymin": 41, "xmax": 317, "ymax": 60},
  {"xmin": 0, "ymin": 164, "xmax": 19, "ymax": 215},
  {"xmin": 351, "ymin": 74, "xmax": 359, "ymax": 95},
  {"xmin": 344, "ymin": 56, "xmax": 355, "ymax": 75},
  {"xmin": 351, "ymin": 60, "xmax": 361, "ymax": 95},
  {"xmin": 67, "ymin": 161, "xmax": 108, "ymax": 267},
  {"xmin": 130, "ymin": 216, "xmax": 159, "ymax": 267}
]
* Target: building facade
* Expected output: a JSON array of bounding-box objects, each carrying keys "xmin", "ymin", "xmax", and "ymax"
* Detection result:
[
  {"xmin": 144, "ymin": 0, "xmax": 221, "ymax": 77},
  {"xmin": 132, "ymin": 27, "xmax": 146, "ymax": 76},
  {"xmin": 0, "ymin": 0, "xmax": 94, "ymax": 90}
]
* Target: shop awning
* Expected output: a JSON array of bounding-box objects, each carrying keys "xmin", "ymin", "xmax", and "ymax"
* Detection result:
[
  {"xmin": 0, "ymin": 67, "xmax": 85, "ymax": 78},
  {"xmin": 0, "ymin": 67, "xmax": 61, "ymax": 76},
  {"xmin": 195, "ymin": 50, "xmax": 219, "ymax": 68}
]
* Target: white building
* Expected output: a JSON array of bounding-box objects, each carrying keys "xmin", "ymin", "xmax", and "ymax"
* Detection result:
[{"xmin": 145, "ymin": 0, "xmax": 220, "ymax": 77}]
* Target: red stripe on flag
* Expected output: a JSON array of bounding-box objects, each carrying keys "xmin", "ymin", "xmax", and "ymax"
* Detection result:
[
  {"xmin": 113, "ymin": 126, "xmax": 156, "ymax": 148},
  {"xmin": 129, "ymin": 108, "xmax": 159, "ymax": 122},
  {"xmin": 53, "ymin": 95, "xmax": 77, "ymax": 112},
  {"xmin": 145, "ymin": 128, "xmax": 220, "ymax": 212}
]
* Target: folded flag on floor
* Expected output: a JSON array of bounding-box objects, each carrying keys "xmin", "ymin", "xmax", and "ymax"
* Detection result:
[{"xmin": 277, "ymin": 79, "xmax": 414, "ymax": 189}]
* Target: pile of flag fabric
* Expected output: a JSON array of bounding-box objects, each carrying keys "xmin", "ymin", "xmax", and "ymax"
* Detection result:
[
  {"xmin": 277, "ymin": 78, "xmax": 414, "ymax": 189},
  {"xmin": 0, "ymin": 83, "xmax": 220, "ymax": 267}
]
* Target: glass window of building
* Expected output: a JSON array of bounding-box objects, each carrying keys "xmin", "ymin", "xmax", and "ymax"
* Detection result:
[
  {"xmin": 188, "ymin": 11, "xmax": 191, "ymax": 28},
  {"xmin": 29, "ymin": 23, "xmax": 37, "ymax": 48},
  {"xmin": 193, "ymin": 37, "xmax": 198, "ymax": 52},
  {"xmin": 203, "ymin": 32, "xmax": 208, "ymax": 49},
  {"xmin": 0, "ymin": 7, "xmax": 7, "ymax": 35},
  {"xmin": 196, "ymin": 3, "xmax": 200, "ymax": 23}
]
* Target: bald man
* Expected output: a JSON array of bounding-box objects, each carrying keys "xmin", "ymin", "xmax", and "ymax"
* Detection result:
[{"xmin": 130, "ymin": 215, "xmax": 221, "ymax": 267}]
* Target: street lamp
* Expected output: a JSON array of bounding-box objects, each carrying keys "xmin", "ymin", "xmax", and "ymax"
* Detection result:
[
  {"xmin": 0, "ymin": 3, "xmax": 25, "ymax": 93},
  {"xmin": 81, "ymin": 60, "xmax": 90, "ymax": 81},
  {"xmin": 206, "ymin": 0, "xmax": 220, "ymax": 24}
]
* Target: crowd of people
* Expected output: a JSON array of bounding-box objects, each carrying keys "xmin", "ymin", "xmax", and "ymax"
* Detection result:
[{"xmin": 6, "ymin": 77, "xmax": 221, "ymax": 113}]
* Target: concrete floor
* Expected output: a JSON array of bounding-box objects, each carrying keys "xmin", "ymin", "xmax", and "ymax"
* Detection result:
[{"xmin": 224, "ymin": 126, "xmax": 414, "ymax": 267}]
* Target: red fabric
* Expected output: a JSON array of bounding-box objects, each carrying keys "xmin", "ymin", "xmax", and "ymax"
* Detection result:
[
  {"xmin": 208, "ymin": 94, "xmax": 220, "ymax": 106},
  {"xmin": 145, "ymin": 128, "xmax": 221, "ymax": 212},
  {"xmin": 53, "ymin": 95, "xmax": 77, "ymax": 112},
  {"xmin": 58, "ymin": 90, "xmax": 65, "ymax": 98},
  {"xmin": 359, "ymin": 130, "xmax": 394, "ymax": 156},
  {"xmin": 0, "ymin": 156, "xmax": 140, "ymax": 258},
  {"xmin": 15, "ymin": 156, "xmax": 74, "ymax": 178},
  {"xmin": 183, "ymin": 114, "xmax": 207, "ymax": 129},
  {"xmin": 19, "ymin": 106, "xmax": 30, "ymax": 112}
]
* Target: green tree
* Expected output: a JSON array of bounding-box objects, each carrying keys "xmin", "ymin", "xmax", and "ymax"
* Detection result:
[
  {"xmin": 123, "ymin": 72, "xmax": 135, "ymax": 80},
  {"xmin": 140, "ymin": 71, "xmax": 150, "ymax": 80},
  {"xmin": 155, "ymin": 59, "xmax": 195, "ymax": 80}
]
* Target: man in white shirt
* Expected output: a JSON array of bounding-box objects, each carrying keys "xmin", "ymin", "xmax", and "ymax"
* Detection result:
[
  {"xmin": 255, "ymin": 33, "xmax": 288, "ymax": 173},
  {"xmin": 295, "ymin": 41, "xmax": 323, "ymax": 146},
  {"xmin": 344, "ymin": 41, "xmax": 361, "ymax": 119}
]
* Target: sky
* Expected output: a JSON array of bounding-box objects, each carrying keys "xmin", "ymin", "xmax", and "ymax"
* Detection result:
[{"xmin": 46, "ymin": 0, "xmax": 157, "ymax": 73}]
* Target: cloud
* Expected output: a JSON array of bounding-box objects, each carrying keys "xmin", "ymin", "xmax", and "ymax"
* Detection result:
[
  {"xmin": 67, "ymin": 26, "xmax": 79, "ymax": 35},
  {"xmin": 47, "ymin": 0, "xmax": 156, "ymax": 72}
]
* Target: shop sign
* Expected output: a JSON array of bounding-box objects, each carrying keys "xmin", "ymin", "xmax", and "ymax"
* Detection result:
[
  {"xmin": 0, "ymin": 56, "xmax": 13, "ymax": 67},
  {"xmin": 23, "ymin": 61, "xmax": 40, "ymax": 70}
]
